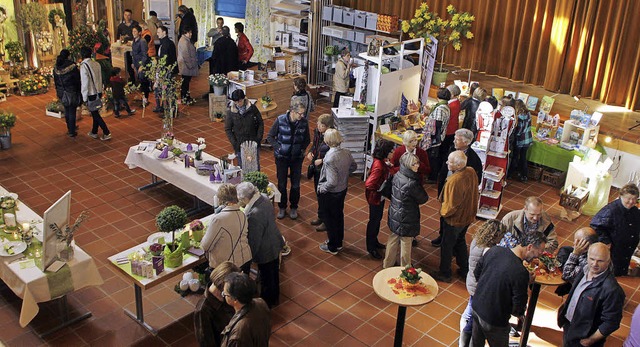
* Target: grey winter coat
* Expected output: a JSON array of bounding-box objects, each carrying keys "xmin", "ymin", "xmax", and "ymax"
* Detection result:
[
  {"xmin": 387, "ymin": 166, "xmax": 429, "ymax": 237},
  {"xmin": 245, "ymin": 194, "xmax": 285, "ymax": 264},
  {"xmin": 178, "ymin": 35, "xmax": 198, "ymax": 76}
]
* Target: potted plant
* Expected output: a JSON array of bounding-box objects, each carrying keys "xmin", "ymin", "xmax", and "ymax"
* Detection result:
[
  {"xmin": 4, "ymin": 41, "xmax": 25, "ymax": 64},
  {"xmin": 260, "ymin": 95, "xmax": 272, "ymax": 109},
  {"xmin": 402, "ymin": 4, "xmax": 475, "ymax": 86},
  {"xmin": 243, "ymin": 171, "xmax": 269, "ymax": 194},
  {"xmin": 0, "ymin": 110, "xmax": 16, "ymax": 149},
  {"xmin": 156, "ymin": 205, "xmax": 188, "ymax": 268},
  {"xmin": 208, "ymin": 74, "xmax": 229, "ymax": 96},
  {"xmin": 46, "ymin": 99, "xmax": 64, "ymax": 118}
]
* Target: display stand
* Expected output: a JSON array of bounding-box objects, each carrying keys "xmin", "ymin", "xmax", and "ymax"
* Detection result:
[
  {"xmin": 477, "ymin": 107, "xmax": 515, "ymax": 219},
  {"xmin": 332, "ymin": 107, "xmax": 370, "ymax": 174},
  {"xmin": 561, "ymin": 119, "xmax": 600, "ymax": 147}
]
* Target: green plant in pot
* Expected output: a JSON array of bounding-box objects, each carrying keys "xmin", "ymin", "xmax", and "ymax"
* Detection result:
[
  {"xmin": 156, "ymin": 205, "xmax": 188, "ymax": 268},
  {"xmin": 0, "ymin": 110, "xmax": 16, "ymax": 150},
  {"xmin": 243, "ymin": 171, "xmax": 269, "ymax": 194},
  {"xmin": 402, "ymin": 4, "xmax": 475, "ymax": 86}
]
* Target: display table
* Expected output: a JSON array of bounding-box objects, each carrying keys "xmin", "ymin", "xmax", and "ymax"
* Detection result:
[
  {"xmin": 527, "ymin": 130, "xmax": 606, "ymax": 172},
  {"xmin": 124, "ymin": 143, "xmax": 281, "ymax": 212},
  {"xmin": 564, "ymin": 161, "xmax": 613, "ymax": 216},
  {"xmin": 110, "ymin": 41, "xmax": 132, "ymax": 71},
  {"xmin": 0, "ymin": 186, "xmax": 103, "ymax": 331},
  {"xmin": 372, "ymin": 267, "xmax": 438, "ymax": 347},
  {"xmin": 107, "ymin": 213, "xmax": 215, "ymax": 334},
  {"xmin": 257, "ymin": 101, "xmax": 278, "ymax": 119},
  {"xmin": 519, "ymin": 275, "xmax": 565, "ymax": 347},
  {"xmin": 228, "ymin": 76, "xmax": 303, "ymax": 118}
]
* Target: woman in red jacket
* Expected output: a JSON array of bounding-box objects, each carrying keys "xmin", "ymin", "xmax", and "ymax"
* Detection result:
[
  {"xmin": 390, "ymin": 130, "xmax": 430, "ymax": 183},
  {"xmin": 364, "ymin": 140, "xmax": 395, "ymax": 259},
  {"xmin": 235, "ymin": 22, "xmax": 253, "ymax": 70}
]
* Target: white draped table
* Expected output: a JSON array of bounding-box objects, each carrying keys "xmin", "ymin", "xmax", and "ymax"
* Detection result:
[{"xmin": 0, "ymin": 186, "xmax": 103, "ymax": 331}]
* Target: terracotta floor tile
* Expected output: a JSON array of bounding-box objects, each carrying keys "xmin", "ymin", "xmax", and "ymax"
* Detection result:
[
  {"xmin": 351, "ymin": 322, "xmax": 387, "ymax": 346},
  {"xmin": 271, "ymin": 321, "xmax": 311, "ymax": 346},
  {"xmin": 427, "ymin": 322, "xmax": 460, "ymax": 346}
]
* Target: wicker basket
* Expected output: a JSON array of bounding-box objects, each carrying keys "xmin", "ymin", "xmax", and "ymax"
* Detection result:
[
  {"xmin": 527, "ymin": 163, "xmax": 544, "ymax": 181},
  {"xmin": 559, "ymin": 186, "xmax": 590, "ymax": 211},
  {"xmin": 541, "ymin": 169, "xmax": 567, "ymax": 188}
]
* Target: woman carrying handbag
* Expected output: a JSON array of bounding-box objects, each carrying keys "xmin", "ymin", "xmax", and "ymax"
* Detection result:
[
  {"xmin": 53, "ymin": 49, "xmax": 81, "ymax": 137},
  {"xmin": 79, "ymin": 47, "xmax": 111, "ymax": 141}
]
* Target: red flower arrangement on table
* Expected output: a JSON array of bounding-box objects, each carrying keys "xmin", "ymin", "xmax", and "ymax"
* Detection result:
[
  {"xmin": 387, "ymin": 265, "xmax": 430, "ymax": 298},
  {"xmin": 524, "ymin": 251, "xmax": 562, "ymax": 279}
]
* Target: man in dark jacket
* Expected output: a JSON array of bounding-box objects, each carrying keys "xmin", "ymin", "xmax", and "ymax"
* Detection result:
[
  {"xmin": 177, "ymin": 5, "xmax": 198, "ymax": 44},
  {"xmin": 237, "ymin": 182, "xmax": 284, "ymax": 308},
  {"xmin": 558, "ymin": 243, "xmax": 625, "ymax": 347},
  {"xmin": 221, "ymin": 273, "xmax": 271, "ymax": 347},
  {"xmin": 225, "ymin": 90, "xmax": 264, "ymax": 170},
  {"xmin": 211, "ymin": 26, "xmax": 238, "ymax": 77},
  {"xmin": 267, "ymin": 100, "xmax": 310, "ymax": 220},
  {"xmin": 116, "ymin": 9, "xmax": 139, "ymax": 83},
  {"xmin": 154, "ymin": 25, "xmax": 177, "ymax": 113},
  {"xmin": 472, "ymin": 232, "xmax": 546, "ymax": 347}
]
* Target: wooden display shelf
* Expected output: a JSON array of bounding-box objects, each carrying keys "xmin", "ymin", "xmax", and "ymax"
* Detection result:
[{"xmin": 229, "ymin": 76, "xmax": 304, "ymax": 118}]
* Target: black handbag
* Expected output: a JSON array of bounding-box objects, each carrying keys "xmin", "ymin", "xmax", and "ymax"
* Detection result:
[
  {"xmin": 306, "ymin": 164, "xmax": 315, "ymax": 179},
  {"xmin": 377, "ymin": 175, "xmax": 393, "ymax": 199}
]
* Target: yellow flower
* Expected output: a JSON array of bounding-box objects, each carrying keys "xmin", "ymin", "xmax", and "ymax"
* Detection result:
[
  {"xmin": 415, "ymin": 9, "xmax": 422, "ymax": 18},
  {"xmin": 453, "ymin": 43, "xmax": 462, "ymax": 50},
  {"xmin": 409, "ymin": 33, "xmax": 415, "ymax": 38},
  {"xmin": 465, "ymin": 31, "xmax": 474, "ymax": 39},
  {"xmin": 402, "ymin": 21, "xmax": 410, "ymax": 32},
  {"xmin": 447, "ymin": 4, "xmax": 455, "ymax": 12},
  {"xmin": 420, "ymin": 3, "xmax": 428, "ymax": 11}
]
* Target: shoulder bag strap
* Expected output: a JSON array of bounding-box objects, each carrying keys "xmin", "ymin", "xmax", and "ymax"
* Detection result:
[{"xmin": 82, "ymin": 62, "xmax": 98, "ymax": 94}]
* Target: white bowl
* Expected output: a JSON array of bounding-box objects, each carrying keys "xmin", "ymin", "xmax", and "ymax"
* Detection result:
[
  {"xmin": 179, "ymin": 280, "xmax": 189, "ymax": 291},
  {"xmin": 182, "ymin": 272, "xmax": 193, "ymax": 281},
  {"xmin": 189, "ymin": 279, "xmax": 200, "ymax": 292}
]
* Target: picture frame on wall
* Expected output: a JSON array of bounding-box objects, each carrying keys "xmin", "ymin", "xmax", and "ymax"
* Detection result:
[
  {"xmin": 492, "ymin": 88, "xmax": 504, "ymax": 99},
  {"xmin": 527, "ymin": 96, "xmax": 539, "ymax": 111},
  {"xmin": 504, "ymin": 90, "xmax": 517, "ymax": 99},
  {"xmin": 517, "ymin": 92, "xmax": 529, "ymax": 103}
]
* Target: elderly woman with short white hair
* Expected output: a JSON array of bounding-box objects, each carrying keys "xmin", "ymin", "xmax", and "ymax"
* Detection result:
[
  {"xmin": 201, "ymin": 184, "xmax": 252, "ymax": 274},
  {"xmin": 390, "ymin": 130, "xmax": 430, "ymax": 184},
  {"xmin": 317, "ymin": 128, "xmax": 357, "ymax": 255},
  {"xmin": 236, "ymin": 182, "xmax": 284, "ymax": 307}
]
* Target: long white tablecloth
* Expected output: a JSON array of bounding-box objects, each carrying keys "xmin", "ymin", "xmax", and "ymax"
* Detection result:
[
  {"xmin": 0, "ymin": 186, "xmax": 103, "ymax": 327},
  {"xmin": 124, "ymin": 144, "xmax": 281, "ymax": 205}
]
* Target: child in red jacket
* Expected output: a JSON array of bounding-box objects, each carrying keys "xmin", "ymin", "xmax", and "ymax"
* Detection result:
[{"xmin": 109, "ymin": 67, "xmax": 136, "ymax": 118}]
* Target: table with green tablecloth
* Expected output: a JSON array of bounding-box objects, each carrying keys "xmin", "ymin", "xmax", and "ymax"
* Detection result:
[{"xmin": 526, "ymin": 132, "xmax": 606, "ymax": 172}]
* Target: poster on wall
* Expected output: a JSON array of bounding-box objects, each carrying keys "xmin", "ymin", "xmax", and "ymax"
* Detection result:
[
  {"xmin": 420, "ymin": 35, "xmax": 438, "ymax": 105},
  {"xmin": 0, "ymin": 0, "xmax": 19, "ymax": 63}
]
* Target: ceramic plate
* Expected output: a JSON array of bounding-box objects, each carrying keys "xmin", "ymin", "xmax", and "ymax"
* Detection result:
[
  {"xmin": 0, "ymin": 241, "xmax": 27, "ymax": 257},
  {"xmin": 155, "ymin": 151, "xmax": 175, "ymax": 161},
  {"xmin": 146, "ymin": 232, "xmax": 174, "ymax": 244}
]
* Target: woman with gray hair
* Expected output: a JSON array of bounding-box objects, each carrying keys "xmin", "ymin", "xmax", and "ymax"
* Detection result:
[
  {"xmin": 201, "ymin": 184, "xmax": 252, "ymax": 274},
  {"xmin": 390, "ymin": 130, "xmax": 430, "ymax": 184},
  {"xmin": 383, "ymin": 152, "xmax": 429, "ymax": 268},
  {"xmin": 267, "ymin": 100, "xmax": 311, "ymax": 220},
  {"xmin": 317, "ymin": 129, "xmax": 357, "ymax": 255},
  {"xmin": 236, "ymin": 182, "xmax": 284, "ymax": 307}
]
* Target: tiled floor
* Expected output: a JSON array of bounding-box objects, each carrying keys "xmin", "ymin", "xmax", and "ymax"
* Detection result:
[{"xmin": 0, "ymin": 68, "xmax": 637, "ymax": 346}]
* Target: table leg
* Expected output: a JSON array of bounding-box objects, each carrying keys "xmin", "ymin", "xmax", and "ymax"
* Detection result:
[
  {"xmin": 38, "ymin": 295, "xmax": 93, "ymax": 338},
  {"xmin": 123, "ymin": 283, "xmax": 157, "ymax": 335},
  {"xmin": 520, "ymin": 283, "xmax": 541, "ymax": 347},
  {"xmin": 393, "ymin": 306, "xmax": 407, "ymax": 347},
  {"xmin": 138, "ymin": 174, "xmax": 167, "ymax": 191},
  {"xmin": 185, "ymin": 196, "xmax": 212, "ymax": 216}
]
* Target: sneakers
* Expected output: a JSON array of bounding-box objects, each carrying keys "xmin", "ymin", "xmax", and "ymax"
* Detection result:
[
  {"xmin": 128, "ymin": 109, "xmax": 137, "ymax": 116},
  {"xmin": 323, "ymin": 240, "xmax": 343, "ymax": 251},
  {"xmin": 431, "ymin": 235, "xmax": 442, "ymax": 247},
  {"xmin": 281, "ymin": 244, "xmax": 292, "ymax": 256},
  {"xmin": 87, "ymin": 132, "xmax": 99, "ymax": 139},
  {"xmin": 289, "ymin": 208, "xmax": 298, "ymax": 220},
  {"xmin": 319, "ymin": 243, "xmax": 338, "ymax": 255},
  {"xmin": 277, "ymin": 208, "xmax": 286, "ymax": 219},
  {"xmin": 101, "ymin": 133, "xmax": 112, "ymax": 141},
  {"xmin": 315, "ymin": 223, "xmax": 327, "ymax": 232},
  {"xmin": 152, "ymin": 107, "xmax": 164, "ymax": 113},
  {"xmin": 142, "ymin": 98, "xmax": 149, "ymax": 107},
  {"xmin": 310, "ymin": 219, "xmax": 323, "ymax": 226}
]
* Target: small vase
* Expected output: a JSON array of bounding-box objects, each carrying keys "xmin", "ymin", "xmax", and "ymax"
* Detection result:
[
  {"xmin": 261, "ymin": 102, "xmax": 270, "ymax": 109},
  {"xmin": 0, "ymin": 133, "xmax": 11, "ymax": 150},
  {"xmin": 213, "ymin": 85, "xmax": 225, "ymax": 96},
  {"xmin": 57, "ymin": 241, "xmax": 74, "ymax": 261},
  {"xmin": 164, "ymin": 243, "xmax": 184, "ymax": 268},
  {"xmin": 192, "ymin": 229, "xmax": 204, "ymax": 242}
]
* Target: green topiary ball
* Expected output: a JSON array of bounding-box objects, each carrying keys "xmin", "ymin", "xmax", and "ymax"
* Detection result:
[{"xmin": 156, "ymin": 205, "xmax": 188, "ymax": 233}]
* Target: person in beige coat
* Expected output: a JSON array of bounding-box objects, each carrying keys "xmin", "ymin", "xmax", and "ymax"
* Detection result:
[
  {"xmin": 500, "ymin": 196, "xmax": 558, "ymax": 252},
  {"xmin": 332, "ymin": 50, "xmax": 351, "ymax": 107},
  {"xmin": 201, "ymin": 184, "xmax": 252, "ymax": 273},
  {"xmin": 178, "ymin": 26, "xmax": 198, "ymax": 104}
]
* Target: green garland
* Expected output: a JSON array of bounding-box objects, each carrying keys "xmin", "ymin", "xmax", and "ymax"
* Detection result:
[{"xmin": 48, "ymin": 8, "xmax": 66, "ymax": 28}]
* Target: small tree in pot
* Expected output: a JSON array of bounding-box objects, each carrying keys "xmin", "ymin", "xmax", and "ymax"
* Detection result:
[
  {"xmin": 156, "ymin": 205, "xmax": 188, "ymax": 267},
  {"xmin": 0, "ymin": 110, "xmax": 16, "ymax": 150}
]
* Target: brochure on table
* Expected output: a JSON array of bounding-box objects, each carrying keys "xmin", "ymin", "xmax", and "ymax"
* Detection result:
[{"xmin": 42, "ymin": 191, "xmax": 71, "ymax": 271}]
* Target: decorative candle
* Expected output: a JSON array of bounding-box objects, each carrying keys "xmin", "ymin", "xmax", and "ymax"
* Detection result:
[
  {"xmin": 12, "ymin": 231, "xmax": 18, "ymax": 240},
  {"xmin": 22, "ymin": 222, "xmax": 30, "ymax": 233},
  {"xmin": 35, "ymin": 250, "xmax": 41, "ymax": 258},
  {"xmin": 3, "ymin": 213, "xmax": 16, "ymax": 228}
]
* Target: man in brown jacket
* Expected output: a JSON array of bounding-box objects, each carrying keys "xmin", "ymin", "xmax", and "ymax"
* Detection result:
[
  {"xmin": 221, "ymin": 272, "xmax": 271, "ymax": 346},
  {"xmin": 433, "ymin": 150, "xmax": 479, "ymax": 283}
]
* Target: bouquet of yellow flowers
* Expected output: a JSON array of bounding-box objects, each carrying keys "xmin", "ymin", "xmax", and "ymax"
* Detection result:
[{"xmin": 402, "ymin": 4, "xmax": 475, "ymax": 72}]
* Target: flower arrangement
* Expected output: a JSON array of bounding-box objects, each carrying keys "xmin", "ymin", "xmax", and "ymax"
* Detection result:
[
  {"xmin": 243, "ymin": 171, "xmax": 269, "ymax": 194},
  {"xmin": 149, "ymin": 243, "xmax": 164, "ymax": 256},
  {"xmin": 18, "ymin": 74, "xmax": 49, "ymax": 95},
  {"xmin": 538, "ymin": 251, "xmax": 560, "ymax": 272},
  {"xmin": 68, "ymin": 25, "xmax": 99, "ymax": 60},
  {"xmin": 0, "ymin": 195, "xmax": 16, "ymax": 210},
  {"xmin": 156, "ymin": 205, "xmax": 188, "ymax": 256},
  {"xmin": 189, "ymin": 220, "xmax": 204, "ymax": 232},
  {"xmin": 261, "ymin": 95, "xmax": 272, "ymax": 104},
  {"xmin": 399, "ymin": 265, "xmax": 422, "ymax": 284},
  {"xmin": 144, "ymin": 55, "xmax": 180, "ymax": 118},
  {"xmin": 48, "ymin": 8, "xmax": 66, "ymax": 27},
  {"xmin": 208, "ymin": 73, "xmax": 229, "ymax": 87},
  {"xmin": 35, "ymin": 31, "xmax": 53, "ymax": 53},
  {"xmin": 195, "ymin": 137, "xmax": 206, "ymax": 160},
  {"xmin": 36, "ymin": 66, "xmax": 53, "ymax": 80},
  {"xmin": 50, "ymin": 210, "xmax": 89, "ymax": 248},
  {"xmin": 46, "ymin": 99, "xmax": 64, "ymax": 113},
  {"xmin": 0, "ymin": 110, "xmax": 17, "ymax": 134},
  {"xmin": 401, "ymin": 4, "xmax": 475, "ymax": 72},
  {"xmin": 5, "ymin": 41, "xmax": 25, "ymax": 63}
]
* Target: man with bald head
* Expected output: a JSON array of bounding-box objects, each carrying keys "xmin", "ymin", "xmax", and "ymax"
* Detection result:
[
  {"xmin": 561, "ymin": 227, "xmax": 599, "ymax": 283},
  {"xmin": 500, "ymin": 196, "xmax": 558, "ymax": 252},
  {"xmin": 432, "ymin": 150, "xmax": 479, "ymax": 283},
  {"xmin": 558, "ymin": 243, "xmax": 625, "ymax": 347}
]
